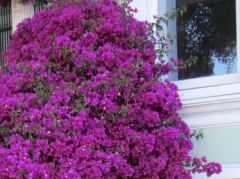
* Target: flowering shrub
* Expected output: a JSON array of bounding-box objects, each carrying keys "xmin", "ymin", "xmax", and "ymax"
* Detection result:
[{"xmin": 0, "ymin": 0, "xmax": 221, "ymax": 178}]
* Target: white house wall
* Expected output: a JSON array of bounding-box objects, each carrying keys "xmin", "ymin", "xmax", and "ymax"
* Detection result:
[
  {"xmin": 12, "ymin": 0, "xmax": 34, "ymax": 32},
  {"xmin": 130, "ymin": 0, "xmax": 158, "ymax": 22}
]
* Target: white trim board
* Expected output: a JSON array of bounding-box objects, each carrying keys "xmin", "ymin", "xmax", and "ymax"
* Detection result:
[
  {"xmin": 178, "ymin": 82, "xmax": 240, "ymax": 101},
  {"xmin": 180, "ymin": 92, "xmax": 240, "ymax": 129},
  {"xmin": 176, "ymin": 73, "xmax": 240, "ymax": 90},
  {"xmin": 131, "ymin": 0, "xmax": 158, "ymax": 22},
  {"xmin": 182, "ymin": 109, "xmax": 240, "ymax": 129}
]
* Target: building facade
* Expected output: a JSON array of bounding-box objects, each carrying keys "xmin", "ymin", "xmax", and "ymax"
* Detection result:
[
  {"xmin": 131, "ymin": 0, "xmax": 240, "ymax": 178},
  {"xmin": 0, "ymin": 0, "xmax": 240, "ymax": 178}
]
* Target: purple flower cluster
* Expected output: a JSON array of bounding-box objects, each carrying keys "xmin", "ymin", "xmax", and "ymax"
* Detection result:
[
  {"xmin": 192, "ymin": 157, "xmax": 222, "ymax": 177},
  {"xmin": 0, "ymin": 0, "xmax": 221, "ymax": 178}
]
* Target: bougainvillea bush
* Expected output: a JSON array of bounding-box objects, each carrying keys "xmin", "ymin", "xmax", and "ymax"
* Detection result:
[{"xmin": 0, "ymin": 0, "xmax": 221, "ymax": 178}]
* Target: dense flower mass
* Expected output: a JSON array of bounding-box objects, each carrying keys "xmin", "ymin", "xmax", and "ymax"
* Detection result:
[{"xmin": 0, "ymin": 0, "xmax": 221, "ymax": 178}]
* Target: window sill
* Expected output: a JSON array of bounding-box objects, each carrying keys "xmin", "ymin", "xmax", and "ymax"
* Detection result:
[{"xmin": 175, "ymin": 73, "xmax": 240, "ymax": 90}]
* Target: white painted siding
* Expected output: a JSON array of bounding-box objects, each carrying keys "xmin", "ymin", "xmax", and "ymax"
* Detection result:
[{"xmin": 12, "ymin": 0, "xmax": 34, "ymax": 32}]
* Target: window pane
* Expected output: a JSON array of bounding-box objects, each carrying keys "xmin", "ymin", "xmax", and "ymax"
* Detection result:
[{"xmin": 177, "ymin": 0, "xmax": 237, "ymax": 80}]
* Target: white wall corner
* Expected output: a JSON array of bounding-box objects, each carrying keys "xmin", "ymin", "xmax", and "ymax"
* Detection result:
[
  {"xmin": 12, "ymin": 0, "xmax": 34, "ymax": 32},
  {"xmin": 131, "ymin": 0, "xmax": 158, "ymax": 22}
]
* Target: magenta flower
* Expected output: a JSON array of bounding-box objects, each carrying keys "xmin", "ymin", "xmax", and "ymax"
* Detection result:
[{"xmin": 0, "ymin": 0, "xmax": 221, "ymax": 178}]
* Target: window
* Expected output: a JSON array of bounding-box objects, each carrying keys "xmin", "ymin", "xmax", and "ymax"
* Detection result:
[
  {"xmin": 177, "ymin": 0, "xmax": 236, "ymax": 80},
  {"xmin": 0, "ymin": 1, "xmax": 12, "ymax": 66},
  {"xmin": 161, "ymin": 0, "xmax": 240, "ymax": 89}
]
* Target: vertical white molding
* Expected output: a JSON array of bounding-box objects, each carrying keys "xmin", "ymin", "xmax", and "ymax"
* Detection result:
[
  {"xmin": 166, "ymin": 0, "xmax": 178, "ymax": 80},
  {"xmin": 131, "ymin": 0, "xmax": 158, "ymax": 22},
  {"xmin": 166, "ymin": 0, "xmax": 177, "ymax": 57},
  {"xmin": 237, "ymin": 0, "xmax": 240, "ymax": 77},
  {"xmin": 147, "ymin": 0, "xmax": 158, "ymax": 22},
  {"xmin": 11, "ymin": 0, "xmax": 34, "ymax": 32},
  {"xmin": 158, "ymin": 0, "xmax": 178, "ymax": 80},
  {"xmin": 158, "ymin": 0, "xmax": 166, "ymax": 16}
]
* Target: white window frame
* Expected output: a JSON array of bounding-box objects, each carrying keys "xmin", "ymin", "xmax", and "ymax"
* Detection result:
[
  {"xmin": 153, "ymin": 0, "xmax": 240, "ymax": 131},
  {"xmin": 132, "ymin": 0, "xmax": 240, "ymax": 149},
  {"xmin": 132, "ymin": 0, "xmax": 240, "ymax": 102},
  {"xmin": 161, "ymin": 0, "xmax": 240, "ymax": 87}
]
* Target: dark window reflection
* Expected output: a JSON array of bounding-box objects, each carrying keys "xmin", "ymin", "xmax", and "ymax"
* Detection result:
[{"xmin": 177, "ymin": 0, "xmax": 237, "ymax": 80}]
